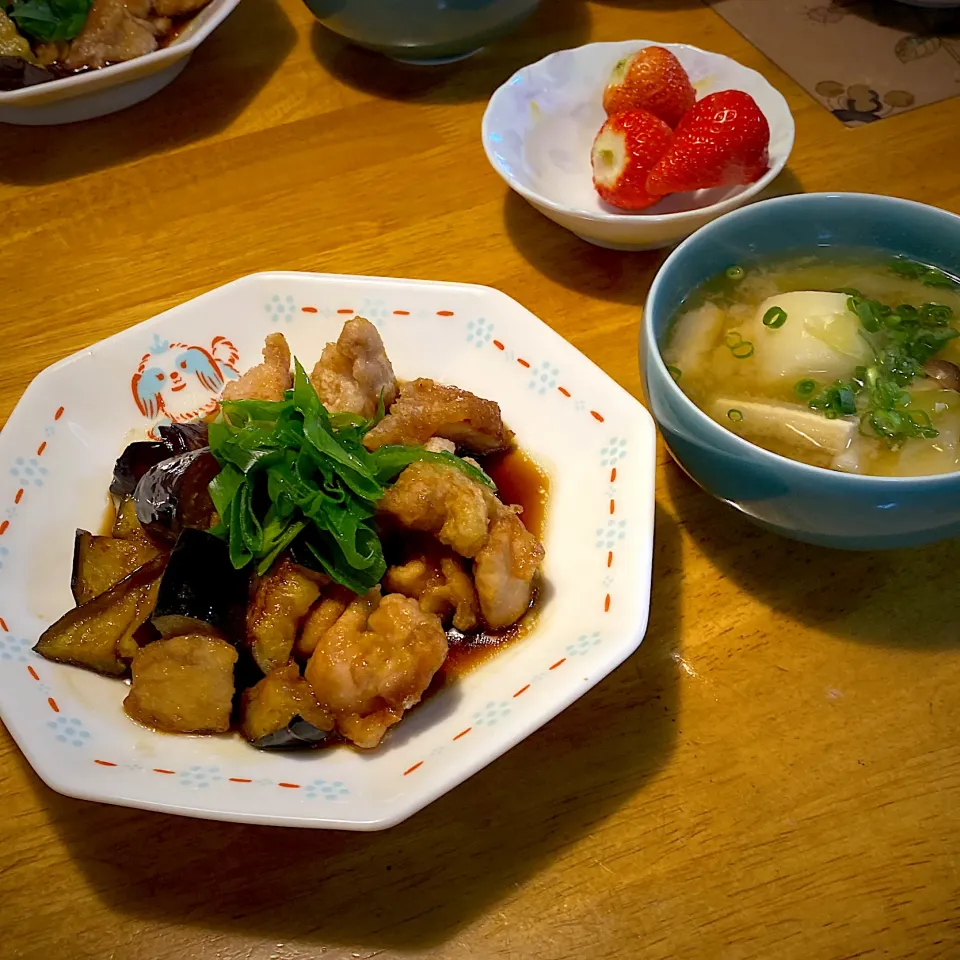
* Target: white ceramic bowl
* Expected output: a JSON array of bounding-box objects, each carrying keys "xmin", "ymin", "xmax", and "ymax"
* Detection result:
[
  {"xmin": 482, "ymin": 41, "xmax": 795, "ymax": 251},
  {"xmin": 0, "ymin": 0, "xmax": 242, "ymax": 126},
  {"xmin": 0, "ymin": 272, "xmax": 656, "ymax": 829}
]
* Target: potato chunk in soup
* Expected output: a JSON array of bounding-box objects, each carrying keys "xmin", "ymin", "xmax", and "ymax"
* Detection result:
[{"xmin": 741, "ymin": 292, "xmax": 874, "ymax": 385}]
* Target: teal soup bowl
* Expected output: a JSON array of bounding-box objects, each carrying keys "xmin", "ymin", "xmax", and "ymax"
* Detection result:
[
  {"xmin": 641, "ymin": 192, "xmax": 960, "ymax": 550},
  {"xmin": 304, "ymin": 0, "xmax": 539, "ymax": 62}
]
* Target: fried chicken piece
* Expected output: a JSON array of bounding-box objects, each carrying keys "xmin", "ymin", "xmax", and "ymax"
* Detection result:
[
  {"xmin": 385, "ymin": 552, "xmax": 479, "ymax": 632},
  {"xmin": 124, "ymin": 634, "xmax": 237, "ymax": 734},
  {"xmin": 378, "ymin": 461, "xmax": 498, "ymax": 558},
  {"xmin": 474, "ymin": 510, "xmax": 544, "ymax": 629},
  {"xmin": 310, "ymin": 317, "xmax": 398, "ymax": 418},
  {"xmin": 295, "ymin": 585, "xmax": 355, "ymax": 660},
  {"xmin": 304, "ymin": 589, "xmax": 448, "ymax": 748},
  {"xmin": 240, "ymin": 661, "xmax": 335, "ymax": 744},
  {"xmin": 247, "ymin": 557, "xmax": 324, "ymax": 673},
  {"xmin": 65, "ymin": 0, "xmax": 166, "ymax": 69},
  {"xmin": 423, "ymin": 437, "xmax": 456, "ymax": 454},
  {"xmin": 221, "ymin": 333, "xmax": 292, "ymax": 403},
  {"xmin": 363, "ymin": 378, "xmax": 512, "ymax": 454}
]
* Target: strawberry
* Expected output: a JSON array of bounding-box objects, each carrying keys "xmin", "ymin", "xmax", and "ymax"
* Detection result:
[
  {"xmin": 602, "ymin": 46, "xmax": 696, "ymax": 129},
  {"xmin": 646, "ymin": 90, "xmax": 770, "ymax": 196},
  {"xmin": 591, "ymin": 109, "xmax": 674, "ymax": 211}
]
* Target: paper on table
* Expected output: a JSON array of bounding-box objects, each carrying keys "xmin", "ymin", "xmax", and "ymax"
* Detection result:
[{"xmin": 705, "ymin": 0, "xmax": 960, "ymax": 125}]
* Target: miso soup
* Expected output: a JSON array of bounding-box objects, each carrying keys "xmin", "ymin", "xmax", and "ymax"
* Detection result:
[{"xmin": 662, "ymin": 252, "xmax": 960, "ymax": 476}]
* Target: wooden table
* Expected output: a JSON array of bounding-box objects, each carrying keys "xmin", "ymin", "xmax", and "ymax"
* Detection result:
[{"xmin": 3, "ymin": 1, "xmax": 960, "ymax": 957}]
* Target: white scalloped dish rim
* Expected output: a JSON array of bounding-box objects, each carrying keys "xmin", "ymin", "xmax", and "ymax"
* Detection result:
[
  {"xmin": 0, "ymin": 0, "xmax": 241, "ymax": 108},
  {"xmin": 0, "ymin": 272, "xmax": 655, "ymax": 830}
]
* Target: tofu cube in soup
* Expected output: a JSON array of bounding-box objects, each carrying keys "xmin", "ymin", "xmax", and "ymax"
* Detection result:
[{"xmin": 124, "ymin": 634, "xmax": 237, "ymax": 734}]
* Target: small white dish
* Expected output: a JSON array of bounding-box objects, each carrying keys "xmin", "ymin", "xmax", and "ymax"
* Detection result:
[
  {"xmin": 482, "ymin": 40, "xmax": 795, "ymax": 251},
  {"xmin": 0, "ymin": 272, "xmax": 656, "ymax": 830},
  {"xmin": 0, "ymin": 0, "xmax": 242, "ymax": 126}
]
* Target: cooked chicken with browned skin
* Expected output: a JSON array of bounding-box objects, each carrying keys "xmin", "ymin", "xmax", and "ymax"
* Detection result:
[
  {"xmin": 385, "ymin": 551, "xmax": 479, "ymax": 632},
  {"xmin": 423, "ymin": 437, "xmax": 456, "ymax": 454},
  {"xmin": 247, "ymin": 557, "xmax": 325, "ymax": 673},
  {"xmin": 241, "ymin": 661, "xmax": 335, "ymax": 743},
  {"xmin": 295, "ymin": 585, "xmax": 354, "ymax": 660},
  {"xmin": 65, "ymin": 0, "xmax": 168, "ymax": 70},
  {"xmin": 124, "ymin": 634, "xmax": 237, "ymax": 734},
  {"xmin": 222, "ymin": 332, "xmax": 292, "ymax": 403},
  {"xmin": 304, "ymin": 588, "xmax": 448, "ymax": 748},
  {"xmin": 363, "ymin": 378, "xmax": 513, "ymax": 453},
  {"xmin": 474, "ymin": 511, "xmax": 544, "ymax": 629},
  {"xmin": 310, "ymin": 317, "xmax": 398, "ymax": 418},
  {"xmin": 379, "ymin": 461, "xmax": 498, "ymax": 558}
]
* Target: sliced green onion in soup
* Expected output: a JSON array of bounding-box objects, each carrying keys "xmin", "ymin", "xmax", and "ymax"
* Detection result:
[
  {"xmin": 723, "ymin": 330, "xmax": 755, "ymax": 358},
  {"xmin": 727, "ymin": 408, "xmax": 744, "ymax": 422},
  {"xmin": 794, "ymin": 379, "xmax": 817, "ymax": 398},
  {"xmin": 667, "ymin": 364, "xmax": 682, "ymax": 380},
  {"xmin": 725, "ymin": 266, "xmax": 745, "ymax": 281},
  {"xmin": 762, "ymin": 306, "xmax": 788, "ymax": 328}
]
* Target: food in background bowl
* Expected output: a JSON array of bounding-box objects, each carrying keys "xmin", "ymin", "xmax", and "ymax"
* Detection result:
[
  {"xmin": 663, "ymin": 253, "xmax": 960, "ymax": 476},
  {"xmin": 590, "ymin": 47, "xmax": 771, "ymax": 212},
  {"xmin": 0, "ymin": 0, "xmax": 213, "ymax": 88},
  {"xmin": 34, "ymin": 318, "xmax": 547, "ymax": 752}
]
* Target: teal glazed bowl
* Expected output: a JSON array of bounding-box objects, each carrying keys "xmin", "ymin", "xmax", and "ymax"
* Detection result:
[
  {"xmin": 641, "ymin": 192, "xmax": 960, "ymax": 550},
  {"xmin": 304, "ymin": 0, "xmax": 539, "ymax": 62}
]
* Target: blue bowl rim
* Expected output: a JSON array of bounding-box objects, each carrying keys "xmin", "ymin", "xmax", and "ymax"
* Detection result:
[{"xmin": 643, "ymin": 191, "xmax": 960, "ymax": 488}]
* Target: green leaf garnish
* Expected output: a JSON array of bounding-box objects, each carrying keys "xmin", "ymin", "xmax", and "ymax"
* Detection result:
[
  {"xmin": 8, "ymin": 0, "xmax": 93, "ymax": 41},
  {"xmin": 208, "ymin": 360, "xmax": 496, "ymax": 592}
]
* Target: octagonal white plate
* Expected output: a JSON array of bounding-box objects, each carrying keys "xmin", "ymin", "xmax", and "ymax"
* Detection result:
[{"xmin": 0, "ymin": 272, "xmax": 655, "ymax": 830}]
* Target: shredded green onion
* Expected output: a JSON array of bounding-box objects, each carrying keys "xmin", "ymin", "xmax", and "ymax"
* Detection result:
[{"xmin": 208, "ymin": 359, "xmax": 495, "ymax": 591}]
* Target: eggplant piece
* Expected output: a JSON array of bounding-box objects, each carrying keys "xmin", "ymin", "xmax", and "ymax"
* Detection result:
[
  {"xmin": 110, "ymin": 422, "xmax": 210, "ymax": 497},
  {"xmin": 158, "ymin": 422, "xmax": 209, "ymax": 452},
  {"xmin": 246, "ymin": 557, "xmax": 324, "ymax": 674},
  {"xmin": 0, "ymin": 56, "xmax": 56, "ymax": 91},
  {"xmin": 71, "ymin": 529, "xmax": 161, "ymax": 605},
  {"xmin": 151, "ymin": 529, "xmax": 246, "ymax": 640},
  {"xmin": 134, "ymin": 448, "xmax": 220, "ymax": 542},
  {"xmin": 241, "ymin": 661, "xmax": 334, "ymax": 748},
  {"xmin": 124, "ymin": 633, "xmax": 238, "ymax": 734},
  {"xmin": 35, "ymin": 556, "xmax": 166, "ymax": 675},
  {"xmin": 110, "ymin": 441, "xmax": 171, "ymax": 498},
  {"xmin": 112, "ymin": 496, "xmax": 153, "ymax": 542}
]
